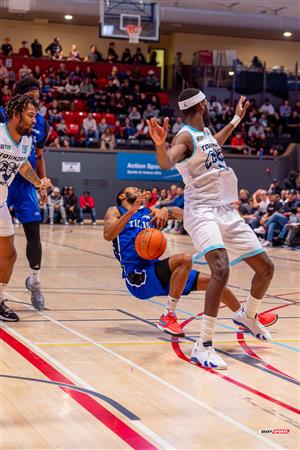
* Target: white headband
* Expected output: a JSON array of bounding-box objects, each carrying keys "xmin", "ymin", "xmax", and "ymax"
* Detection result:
[{"xmin": 178, "ymin": 91, "xmax": 206, "ymax": 110}]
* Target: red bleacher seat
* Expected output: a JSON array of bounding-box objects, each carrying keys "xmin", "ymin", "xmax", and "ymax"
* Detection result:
[
  {"xmin": 66, "ymin": 123, "xmax": 80, "ymax": 137},
  {"xmin": 157, "ymin": 92, "xmax": 169, "ymax": 106},
  {"xmin": 96, "ymin": 78, "xmax": 108, "ymax": 89},
  {"xmin": 92, "ymin": 113, "xmax": 102, "ymax": 124},
  {"xmin": 73, "ymin": 99, "xmax": 87, "ymax": 112},
  {"xmin": 104, "ymin": 113, "xmax": 116, "ymax": 125},
  {"xmin": 74, "ymin": 111, "xmax": 87, "ymax": 125},
  {"xmin": 62, "ymin": 111, "xmax": 75, "ymax": 123}
]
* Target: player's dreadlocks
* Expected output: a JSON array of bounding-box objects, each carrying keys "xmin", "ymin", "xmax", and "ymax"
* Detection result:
[{"xmin": 5, "ymin": 94, "xmax": 39, "ymax": 121}]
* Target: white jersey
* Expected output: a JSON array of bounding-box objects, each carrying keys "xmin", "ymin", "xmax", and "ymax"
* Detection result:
[
  {"xmin": 175, "ymin": 125, "xmax": 238, "ymax": 206},
  {"xmin": 0, "ymin": 123, "xmax": 32, "ymax": 205}
]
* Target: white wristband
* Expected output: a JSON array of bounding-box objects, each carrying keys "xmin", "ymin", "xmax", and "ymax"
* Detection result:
[{"xmin": 230, "ymin": 114, "xmax": 241, "ymax": 128}]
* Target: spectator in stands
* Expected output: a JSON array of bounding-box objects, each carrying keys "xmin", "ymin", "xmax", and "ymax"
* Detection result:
[
  {"xmin": 57, "ymin": 62, "xmax": 69, "ymax": 81},
  {"xmin": 172, "ymin": 116, "xmax": 183, "ymax": 134},
  {"xmin": 122, "ymin": 118, "xmax": 135, "ymax": 139},
  {"xmin": 68, "ymin": 44, "xmax": 80, "ymax": 61},
  {"xmin": 230, "ymin": 132, "xmax": 246, "ymax": 149},
  {"xmin": 121, "ymin": 48, "xmax": 132, "ymax": 64},
  {"xmin": 65, "ymin": 78, "xmax": 80, "ymax": 98},
  {"xmin": 79, "ymin": 191, "xmax": 96, "ymax": 225},
  {"xmin": 86, "ymin": 66, "xmax": 97, "ymax": 83},
  {"xmin": 107, "ymin": 42, "xmax": 118, "ymax": 63},
  {"xmin": 80, "ymin": 77, "xmax": 94, "ymax": 98},
  {"xmin": 248, "ymin": 119, "xmax": 265, "ymax": 139},
  {"xmin": 1, "ymin": 38, "xmax": 13, "ymax": 56},
  {"xmin": 279, "ymin": 100, "xmax": 292, "ymax": 130},
  {"xmin": 46, "ymin": 126, "xmax": 59, "ymax": 147},
  {"xmin": 39, "ymin": 101, "xmax": 47, "ymax": 117},
  {"xmin": 46, "ymin": 37, "xmax": 63, "ymax": 58},
  {"xmin": 134, "ymin": 119, "xmax": 149, "ymax": 140},
  {"xmin": 282, "ymin": 171, "xmax": 298, "ymax": 191},
  {"xmin": 18, "ymin": 40, "xmax": 30, "ymax": 57},
  {"xmin": 254, "ymin": 192, "xmax": 282, "ymax": 235},
  {"xmin": 149, "ymin": 51, "xmax": 158, "ymax": 66},
  {"xmin": 19, "ymin": 64, "xmax": 32, "ymax": 79},
  {"xmin": 287, "ymin": 111, "xmax": 300, "ymax": 140},
  {"xmin": 143, "ymin": 104, "xmax": 157, "ymax": 120},
  {"xmin": 145, "ymin": 70, "xmax": 160, "ymax": 91},
  {"xmin": 146, "ymin": 187, "xmax": 160, "ymax": 208},
  {"xmin": 48, "ymin": 100, "xmax": 63, "ymax": 123},
  {"xmin": 83, "ymin": 113, "xmax": 99, "ymax": 146},
  {"xmin": 56, "ymin": 120, "xmax": 71, "ymax": 148},
  {"xmin": 163, "ymin": 186, "xmax": 185, "ymax": 234},
  {"xmin": 98, "ymin": 117, "xmax": 108, "ymax": 135},
  {"xmin": 87, "ymin": 45, "xmax": 103, "ymax": 63},
  {"xmin": 133, "ymin": 47, "xmax": 146, "ymax": 64},
  {"xmin": 70, "ymin": 65, "xmax": 84, "ymax": 84},
  {"xmin": 32, "ymin": 65, "xmax": 42, "ymax": 80},
  {"xmin": 31, "ymin": 38, "xmax": 43, "ymax": 58},
  {"xmin": 48, "ymin": 187, "xmax": 68, "ymax": 225},
  {"xmin": 208, "ymin": 96, "xmax": 222, "ymax": 119},
  {"xmin": 100, "ymin": 127, "xmax": 115, "ymax": 151},
  {"xmin": 259, "ymin": 98, "xmax": 275, "ymax": 116},
  {"xmin": 64, "ymin": 186, "xmax": 78, "ymax": 224},
  {"xmin": 0, "ymin": 60, "xmax": 8, "ymax": 80},
  {"xmin": 128, "ymin": 105, "xmax": 141, "ymax": 125},
  {"xmin": 174, "ymin": 52, "xmax": 185, "ymax": 90},
  {"xmin": 251, "ymin": 55, "xmax": 263, "ymax": 69}
]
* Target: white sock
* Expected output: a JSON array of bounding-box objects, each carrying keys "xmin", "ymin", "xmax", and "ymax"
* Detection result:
[
  {"xmin": 30, "ymin": 269, "xmax": 40, "ymax": 284},
  {"xmin": 245, "ymin": 293, "xmax": 261, "ymax": 319},
  {"xmin": 164, "ymin": 295, "xmax": 179, "ymax": 315},
  {"xmin": 200, "ymin": 314, "xmax": 217, "ymax": 345},
  {"xmin": 0, "ymin": 283, "xmax": 5, "ymax": 303}
]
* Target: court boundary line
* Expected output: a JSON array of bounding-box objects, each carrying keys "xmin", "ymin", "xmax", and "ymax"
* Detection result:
[
  {"xmin": 0, "ymin": 326, "xmax": 173, "ymax": 450},
  {"xmin": 5, "ymin": 294, "xmax": 284, "ymax": 449}
]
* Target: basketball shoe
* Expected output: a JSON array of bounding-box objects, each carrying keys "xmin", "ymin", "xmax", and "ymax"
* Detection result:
[
  {"xmin": 190, "ymin": 341, "xmax": 228, "ymax": 369},
  {"xmin": 233, "ymin": 307, "xmax": 271, "ymax": 341},
  {"xmin": 0, "ymin": 301, "xmax": 19, "ymax": 321},
  {"xmin": 25, "ymin": 277, "xmax": 45, "ymax": 311},
  {"xmin": 157, "ymin": 312, "xmax": 185, "ymax": 337},
  {"xmin": 258, "ymin": 312, "xmax": 278, "ymax": 327}
]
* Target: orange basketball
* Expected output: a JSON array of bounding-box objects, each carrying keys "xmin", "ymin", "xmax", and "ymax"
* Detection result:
[{"xmin": 135, "ymin": 228, "xmax": 167, "ymax": 260}]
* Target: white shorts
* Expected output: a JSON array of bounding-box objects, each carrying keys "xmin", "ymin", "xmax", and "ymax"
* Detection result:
[
  {"xmin": 0, "ymin": 202, "xmax": 14, "ymax": 237},
  {"xmin": 184, "ymin": 204, "xmax": 264, "ymax": 266}
]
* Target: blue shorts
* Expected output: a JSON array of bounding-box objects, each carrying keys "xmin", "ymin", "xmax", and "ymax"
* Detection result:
[
  {"xmin": 7, "ymin": 181, "xmax": 41, "ymax": 224},
  {"xmin": 125, "ymin": 261, "xmax": 199, "ymax": 300}
]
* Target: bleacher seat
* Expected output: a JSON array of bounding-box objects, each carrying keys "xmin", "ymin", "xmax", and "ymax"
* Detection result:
[
  {"xmin": 74, "ymin": 111, "xmax": 87, "ymax": 125},
  {"xmin": 104, "ymin": 113, "xmax": 116, "ymax": 125},
  {"xmin": 66, "ymin": 123, "xmax": 80, "ymax": 137},
  {"xmin": 73, "ymin": 99, "xmax": 87, "ymax": 112},
  {"xmin": 92, "ymin": 113, "xmax": 102, "ymax": 124},
  {"xmin": 157, "ymin": 92, "xmax": 169, "ymax": 106},
  {"xmin": 62, "ymin": 111, "xmax": 75, "ymax": 123}
]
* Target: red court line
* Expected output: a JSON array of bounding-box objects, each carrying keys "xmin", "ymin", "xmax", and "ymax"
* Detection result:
[
  {"xmin": 0, "ymin": 328, "xmax": 158, "ymax": 450},
  {"xmin": 261, "ymin": 302, "xmax": 297, "ymax": 315},
  {"xmin": 172, "ymin": 314, "xmax": 300, "ymax": 415}
]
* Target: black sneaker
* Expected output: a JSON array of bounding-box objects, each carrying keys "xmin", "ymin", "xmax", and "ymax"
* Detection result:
[{"xmin": 0, "ymin": 301, "xmax": 20, "ymax": 322}]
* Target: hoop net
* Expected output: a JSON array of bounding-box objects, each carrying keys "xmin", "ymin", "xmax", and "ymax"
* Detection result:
[{"xmin": 125, "ymin": 25, "xmax": 143, "ymax": 44}]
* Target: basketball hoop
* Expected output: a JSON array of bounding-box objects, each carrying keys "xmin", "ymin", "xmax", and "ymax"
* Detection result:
[{"xmin": 125, "ymin": 25, "xmax": 143, "ymax": 44}]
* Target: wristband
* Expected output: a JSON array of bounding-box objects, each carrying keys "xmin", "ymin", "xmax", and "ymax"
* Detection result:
[{"xmin": 230, "ymin": 114, "xmax": 241, "ymax": 128}]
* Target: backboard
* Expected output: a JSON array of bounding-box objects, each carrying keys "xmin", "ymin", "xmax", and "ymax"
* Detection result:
[{"xmin": 99, "ymin": 0, "xmax": 159, "ymax": 42}]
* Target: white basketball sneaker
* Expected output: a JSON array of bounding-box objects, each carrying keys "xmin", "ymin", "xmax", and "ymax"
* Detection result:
[
  {"xmin": 233, "ymin": 307, "xmax": 272, "ymax": 341},
  {"xmin": 190, "ymin": 341, "xmax": 228, "ymax": 370}
]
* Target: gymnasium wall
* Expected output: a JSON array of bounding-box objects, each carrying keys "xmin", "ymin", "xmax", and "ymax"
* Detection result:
[
  {"xmin": 43, "ymin": 148, "xmax": 298, "ymax": 218},
  {"xmin": 0, "ymin": 19, "xmax": 299, "ymax": 70}
]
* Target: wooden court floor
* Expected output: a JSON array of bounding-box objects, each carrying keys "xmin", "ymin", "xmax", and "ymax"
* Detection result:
[{"xmin": 1, "ymin": 225, "xmax": 299, "ymax": 450}]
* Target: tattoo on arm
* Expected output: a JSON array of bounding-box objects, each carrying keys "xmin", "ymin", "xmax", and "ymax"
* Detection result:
[{"xmin": 20, "ymin": 161, "xmax": 41, "ymax": 187}]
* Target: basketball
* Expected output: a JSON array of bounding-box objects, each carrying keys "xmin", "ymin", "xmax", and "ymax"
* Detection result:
[{"xmin": 135, "ymin": 228, "xmax": 167, "ymax": 260}]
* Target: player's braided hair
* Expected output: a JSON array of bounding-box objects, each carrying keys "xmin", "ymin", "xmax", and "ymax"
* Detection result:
[
  {"xmin": 5, "ymin": 94, "xmax": 39, "ymax": 121},
  {"xmin": 178, "ymin": 88, "xmax": 202, "ymax": 118}
]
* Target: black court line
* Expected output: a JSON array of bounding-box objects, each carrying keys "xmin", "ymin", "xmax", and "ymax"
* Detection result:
[
  {"xmin": 117, "ymin": 309, "xmax": 300, "ymax": 387},
  {"xmin": 0, "ymin": 374, "xmax": 140, "ymax": 421}
]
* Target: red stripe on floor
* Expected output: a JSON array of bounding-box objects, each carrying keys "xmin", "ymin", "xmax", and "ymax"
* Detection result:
[{"xmin": 0, "ymin": 328, "xmax": 158, "ymax": 450}]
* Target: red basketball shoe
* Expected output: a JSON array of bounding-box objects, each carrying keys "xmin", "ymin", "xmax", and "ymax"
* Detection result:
[
  {"xmin": 157, "ymin": 312, "xmax": 185, "ymax": 337},
  {"xmin": 238, "ymin": 311, "xmax": 278, "ymax": 330}
]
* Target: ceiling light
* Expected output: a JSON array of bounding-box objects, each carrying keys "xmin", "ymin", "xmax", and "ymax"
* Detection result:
[
  {"xmin": 64, "ymin": 15, "xmax": 73, "ymax": 20},
  {"xmin": 283, "ymin": 31, "xmax": 292, "ymax": 37},
  {"xmin": 228, "ymin": 71, "xmax": 234, "ymax": 76}
]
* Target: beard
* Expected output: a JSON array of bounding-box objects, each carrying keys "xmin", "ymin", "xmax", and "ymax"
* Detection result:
[
  {"xmin": 16, "ymin": 122, "xmax": 32, "ymax": 136},
  {"xmin": 125, "ymin": 192, "xmax": 138, "ymax": 204}
]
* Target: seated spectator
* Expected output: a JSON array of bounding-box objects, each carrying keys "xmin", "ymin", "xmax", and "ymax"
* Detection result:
[
  {"xmin": 70, "ymin": 65, "xmax": 84, "ymax": 84},
  {"xmin": 100, "ymin": 127, "xmax": 115, "ymax": 151},
  {"xmin": 1, "ymin": 38, "xmax": 13, "ymax": 56},
  {"xmin": 98, "ymin": 117, "xmax": 108, "ymax": 135},
  {"xmin": 68, "ymin": 44, "xmax": 80, "ymax": 60},
  {"xmin": 172, "ymin": 117, "xmax": 183, "ymax": 134},
  {"xmin": 46, "ymin": 37, "xmax": 63, "ymax": 58},
  {"xmin": 121, "ymin": 48, "xmax": 132, "ymax": 64},
  {"xmin": 134, "ymin": 119, "xmax": 149, "ymax": 140},
  {"xmin": 18, "ymin": 40, "xmax": 30, "ymax": 57},
  {"xmin": 39, "ymin": 101, "xmax": 47, "ymax": 117},
  {"xmin": 86, "ymin": 66, "xmax": 97, "ymax": 83},
  {"xmin": 107, "ymin": 42, "xmax": 118, "ymax": 63},
  {"xmin": 208, "ymin": 96, "xmax": 222, "ymax": 119},
  {"xmin": 122, "ymin": 118, "xmax": 135, "ymax": 139},
  {"xmin": 31, "ymin": 38, "xmax": 43, "ymax": 58},
  {"xmin": 282, "ymin": 171, "xmax": 298, "ymax": 191},
  {"xmin": 279, "ymin": 100, "xmax": 292, "ymax": 129},
  {"xmin": 19, "ymin": 64, "xmax": 32, "ymax": 79},
  {"xmin": 230, "ymin": 133, "xmax": 246, "ymax": 150},
  {"xmin": 254, "ymin": 192, "xmax": 282, "ymax": 237},
  {"xmin": 57, "ymin": 63, "xmax": 69, "ymax": 81},
  {"xmin": 0, "ymin": 60, "xmax": 8, "ymax": 80},
  {"xmin": 143, "ymin": 104, "xmax": 157, "ymax": 120},
  {"xmin": 259, "ymin": 98, "xmax": 275, "ymax": 116},
  {"xmin": 79, "ymin": 191, "xmax": 96, "ymax": 224},
  {"xmin": 80, "ymin": 78, "xmax": 94, "ymax": 98},
  {"xmin": 65, "ymin": 78, "xmax": 80, "ymax": 98},
  {"xmin": 48, "ymin": 187, "xmax": 68, "ymax": 225},
  {"xmin": 113, "ymin": 120, "xmax": 123, "ymax": 138},
  {"xmin": 146, "ymin": 187, "xmax": 160, "ymax": 208},
  {"xmin": 145, "ymin": 70, "xmax": 160, "ymax": 91},
  {"xmin": 64, "ymin": 186, "xmax": 78, "ymax": 224},
  {"xmin": 32, "ymin": 65, "xmax": 42, "ymax": 80},
  {"xmin": 87, "ymin": 45, "xmax": 103, "ymax": 62},
  {"xmin": 108, "ymin": 65, "xmax": 120, "ymax": 86},
  {"xmin": 128, "ymin": 106, "xmax": 141, "ymax": 125},
  {"xmin": 162, "ymin": 186, "xmax": 185, "ymax": 234},
  {"xmin": 248, "ymin": 119, "xmax": 265, "ymax": 139},
  {"xmin": 287, "ymin": 111, "xmax": 300, "ymax": 139},
  {"xmin": 46, "ymin": 126, "xmax": 59, "ymax": 146},
  {"xmin": 83, "ymin": 113, "xmax": 99, "ymax": 146},
  {"xmin": 111, "ymin": 91, "xmax": 126, "ymax": 114},
  {"xmin": 121, "ymin": 79, "xmax": 133, "ymax": 98},
  {"xmin": 133, "ymin": 47, "xmax": 146, "ymax": 64},
  {"xmin": 48, "ymin": 100, "xmax": 63, "ymax": 123}
]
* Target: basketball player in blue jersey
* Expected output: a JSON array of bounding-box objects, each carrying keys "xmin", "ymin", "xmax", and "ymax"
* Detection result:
[
  {"xmin": 103, "ymin": 187, "xmax": 277, "ymax": 340},
  {"xmin": 1, "ymin": 78, "xmax": 49, "ymax": 311},
  {"xmin": 147, "ymin": 88, "xmax": 275, "ymax": 369}
]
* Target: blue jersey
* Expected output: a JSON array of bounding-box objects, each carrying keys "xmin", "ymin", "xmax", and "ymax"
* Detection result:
[{"xmin": 113, "ymin": 206, "xmax": 158, "ymax": 278}]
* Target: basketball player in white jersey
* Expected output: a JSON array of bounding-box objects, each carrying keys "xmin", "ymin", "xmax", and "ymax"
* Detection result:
[
  {"xmin": 0, "ymin": 95, "xmax": 52, "ymax": 321},
  {"xmin": 147, "ymin": 88, "xmax": 274, "ymax": 369}
]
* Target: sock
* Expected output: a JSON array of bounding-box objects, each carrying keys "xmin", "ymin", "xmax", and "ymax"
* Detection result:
[
  {"xmin": 200, "ymin": 314, "xmax": 217, "ymax": 346},
  {"xmin": 30, "ymin": 269, "xmax": 40, "ymax": 284},
  {"xmin": 164, "ymin": 295, "xmax": 179, "ymax": 315},
  {"xmin": 233, "ymin": 305, "xmax": 242, "ymax": 314},
  {"xmin": 245, "ymin": 293, "xmax": 261, "ymax": 319},
  {"xmin": 0, "ymin": 283, "xmax": 5, "ymax": 304}
]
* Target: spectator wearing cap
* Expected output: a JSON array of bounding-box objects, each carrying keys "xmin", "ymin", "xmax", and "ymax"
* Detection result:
[
  {"xmin": 79, "ymin": 191, "xmax": 96, "ymax": 225},
  {"xmin": 48, "ymin": 187, "xmax": 68, "ymax": 225}
]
